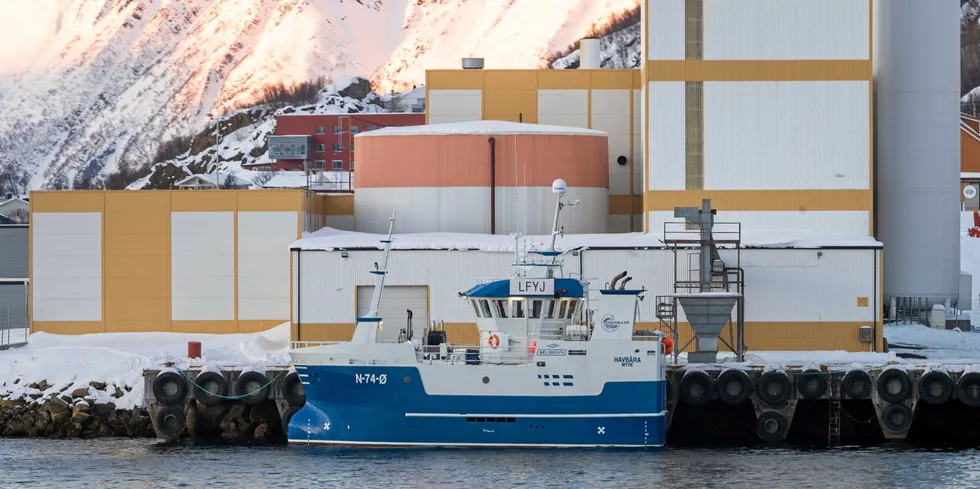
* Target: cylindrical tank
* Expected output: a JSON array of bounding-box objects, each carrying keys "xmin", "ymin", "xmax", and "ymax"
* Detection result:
[
  {"xmin": 353, "ymin": 120, "xmax": 609, "ymax": 235},
  {"xmin": 875, "ymin": 0, "xmax": 960, "ymax": 304}
]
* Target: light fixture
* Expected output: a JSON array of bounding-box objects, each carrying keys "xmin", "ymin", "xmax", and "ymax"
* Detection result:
[{"xmin": 340, "ymin": 251, "xmax": 349, "ymax": 258}]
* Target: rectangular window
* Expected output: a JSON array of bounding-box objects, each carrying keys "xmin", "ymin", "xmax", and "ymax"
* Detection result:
[
  {"xmin": 332, "ymin": 160, "xmax": 343, "ymax": 170},
  {"xmin": 494, "ymin": 300, "xmax": 508, "ymax": 318},
  {"xmin": 471, "ymin": 300, "xmax": 482, "ymax": 318},
  {"xmin": 350, "ymin": 142, "xmax": 355, "ymax": 151},
  {"xmin": 545, "ymin": 300, "xmax": 556, "ymax": 319},
  {"xmin": 351, "ymin": 126, "xmax": 360, "ymax": 134},
  {"xmin": 333, "ymin": 126, "xmax": 342, "ymax": 134},
  {"xmin": 558, "ymin": 300, "xmax": 568, "ymax": 319},
  {"xmin": 316, "ymin": 144, "xmax": 325, "ymax": 153},
  {"xmin": 479, "ymin": 300, "xmax": 492, "ymax": 318},
  {"xmin": 316, "ymin": 126, "xmax": 325, "ymax": 135},
  {"xmin": 368, "ymin": 125, "xmax": 377, "ymax": 131},
  {"xmin": 530, "ymin": 300, "xmax": 542, "ymax": 319},
  {"xmin": 315, "ymin": 160, "xmax": 326, "ymax": 169},
  {"xmin": 350, "ymin": 160, "xmax": 354, "ymax": 170},
  {"xmin": 511, "ymin": 300, "xmax": 524, "ymax": 319},
  {"xmin": 333, "ymin": 143, "xmax": 342, "ymax": 152}
]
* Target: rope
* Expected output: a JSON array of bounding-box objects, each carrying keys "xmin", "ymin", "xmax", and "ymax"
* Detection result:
[{"xmin": 174, "ymin": 367, "xmax": 285, "ymax": 400}]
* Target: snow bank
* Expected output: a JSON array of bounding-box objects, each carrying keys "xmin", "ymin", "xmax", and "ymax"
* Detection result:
[
  {"xmin": 0, "ymin": 323, "xmax": 291, "ymax": 409},
  {"xmin": 354, "ymin": 120, "xmax": 607, "ymax": 137},
  {"xmin": 292, "ymin": 227, "xmax": 882, "ymax": 252},
  {"xmin": 678, "ymin": 350, "xmax": 899, "ymax": 369}
]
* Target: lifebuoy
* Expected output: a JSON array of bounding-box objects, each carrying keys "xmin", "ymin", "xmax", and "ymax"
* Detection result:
[
  {"xmin": 488, "ymin": 334, "xmax": 500, "ymax": 349},
  {"xmin": 528, "ymin": 341, "xmax": 537, "ymax": 354}
]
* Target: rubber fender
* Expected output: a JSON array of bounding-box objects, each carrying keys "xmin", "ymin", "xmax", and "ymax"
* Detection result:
[
  {"xmin": 756, "ymin": 371, "xmax": 792, "ymax": 406},
  {"xmin": 152, "ymin": 371, "xmax": 187, "ymax": 406},
  {"xmin": 155, "ymin": 405, "xmax": 187, "ymax": 439},
  {"xmin": 957, "ymin": 372, "xmax": 980, "ymax": 407},
  {"xmin": 880, "ymin": 403, "xmax": 913, "ymax": 433},
  {"xmin": 283, "ymin": 372, "xmax": 307, "ymax": 406},
  {"xmin": 678, "ymin": 370, "xmax": 713, "ymax": 406},
  {"xmin": 755, "ymin": 411, "xmax": 789, "ymax": 443},
  {"xmin": 715, "ymin": 369, "xmax": 752, "ymax": 406},
  {"xmin": 842, "ymin": 370, "xmax": 872, "ymax": 399},
  {"xmin": 876, "ymin": 368, "xmax": 912, "ymax": 404},
  {"xmin": 796, "ymin": 369, "xmax": 828, "ymax": 400},
  {"xmin": 193, "ymin": 371, "xmax": 229, "ymax": 407},
  {"xmin": 236, "ymin": 371, "xmax": 272, "ymax": 406},
  {"xmin": 917, "ymin": 370, "xmax": 953, "ymax": 406}
]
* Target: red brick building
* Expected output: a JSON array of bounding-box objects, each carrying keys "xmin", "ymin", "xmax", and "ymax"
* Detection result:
[{"xmin": 266, "ymin": 113, "xmax": 425, "ymax": 172}]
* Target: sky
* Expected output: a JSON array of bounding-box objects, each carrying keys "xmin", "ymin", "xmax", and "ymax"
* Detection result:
[{"xmin": 0, "ymin": 0, "xmax": 66, "ymax": 75}]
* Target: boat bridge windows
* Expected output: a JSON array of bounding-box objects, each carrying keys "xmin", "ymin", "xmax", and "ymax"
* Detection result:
[{"xmin": 468, "ymin": 298, "xmax": 582, "ymax": 321}]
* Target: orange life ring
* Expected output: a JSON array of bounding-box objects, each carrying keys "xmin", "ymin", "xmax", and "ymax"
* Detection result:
[
  {"xmin": 528, "ymin": 341, "xmax": 537, "ymax": 354},
  {"xmin": 661, "ymin": 337, "xmax": 673, "ymax": 355},
  {"xmin": 488, "ymin": 333, "xmax": 500, "ymax": 349}
]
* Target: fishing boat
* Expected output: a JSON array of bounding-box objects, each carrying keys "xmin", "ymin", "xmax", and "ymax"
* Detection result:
[{"xmin": 287, "ymin": 179, "xmax": 667, "ymax": 448}]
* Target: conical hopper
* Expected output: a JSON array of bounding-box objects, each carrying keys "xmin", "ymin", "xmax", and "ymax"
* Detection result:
[{"xmin": 676, "ymin": 293, "xmax": 739, "ymax": 363}]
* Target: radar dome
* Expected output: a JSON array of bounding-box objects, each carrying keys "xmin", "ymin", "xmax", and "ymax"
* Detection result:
[{"xmin": 552, "ymin": 178, "xmax": 567, "ymax": 195}]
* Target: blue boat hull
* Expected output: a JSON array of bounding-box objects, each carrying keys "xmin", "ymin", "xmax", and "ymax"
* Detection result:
[{"xmin": 287, "ymin": 365, "xmax": 667, "ymax": 448}]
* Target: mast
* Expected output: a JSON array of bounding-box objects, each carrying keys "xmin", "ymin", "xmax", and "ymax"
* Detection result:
[
  {"xmin": 351, "ymin": 209, "xmax": 396, "ymax": 343},
  {"xmin": 549, "ymin": 178, "xmax": 566, "ymax": 255}
]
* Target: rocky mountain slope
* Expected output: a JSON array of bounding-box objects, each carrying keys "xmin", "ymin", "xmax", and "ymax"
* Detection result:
[{"xmin": 0, "ymin": 0, "xmax": 638, "ymax": 192}]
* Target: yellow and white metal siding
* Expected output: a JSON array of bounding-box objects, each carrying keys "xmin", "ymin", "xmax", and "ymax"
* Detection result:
[
  {"xmin": 425, "ymin": 70, "xmax": 644, "ymax": 233},
  {"xmin": 642, "ymin": 0, "xmax": 874, "ymax": 236},
  {"xmin": 29, "ymin": 190, "xmax": 306, "ymax": 335},
  {"xmin": 292, "ymin": 246, "xmax": 882, "ymax": 351}
]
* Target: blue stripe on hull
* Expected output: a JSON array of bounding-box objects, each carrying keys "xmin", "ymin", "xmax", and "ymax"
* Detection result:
[{"xmin": 287, "ymin": 366, "xmax": 667, "ymax": 448}]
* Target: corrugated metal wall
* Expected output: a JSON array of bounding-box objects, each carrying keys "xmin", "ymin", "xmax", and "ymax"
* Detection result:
[
  {"xmin": 293, "ymin": 246, "xmax": 881, "ymax": 350},
  {"xmin": 0, "ymin": 226, "xmax": 28, "ymax": 279},
  {"xmin": 0, "ymin": 282, "xmax": 28, "ymax": 332}
]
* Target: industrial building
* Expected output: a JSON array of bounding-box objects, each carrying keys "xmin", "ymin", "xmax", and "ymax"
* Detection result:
[
  {"xmin": 258, "ymin": 113, "xmax": 425, "ymax": 174},
  {"xmin": 24, "ymin": 0, "xmax": 963, "ymax": 355}
]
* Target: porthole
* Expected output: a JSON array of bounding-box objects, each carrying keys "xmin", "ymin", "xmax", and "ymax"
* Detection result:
[
  {"xmin": 403, "ymin": 376, "xmax": 411, "ymax": 384},
  {"xmin": 482, "ymin": 376, "xmax": 490, "ymax": 384}
]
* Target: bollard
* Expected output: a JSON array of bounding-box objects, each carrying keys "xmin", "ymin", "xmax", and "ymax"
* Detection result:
[{"xmin": 188, "ymin": 341, "xmax": 202, "ymax": 359}]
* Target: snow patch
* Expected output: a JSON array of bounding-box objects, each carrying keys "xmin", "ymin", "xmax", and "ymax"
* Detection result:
[{"xmin": 355, "ymin": 120, "xmax": 607, "ymax": 137}]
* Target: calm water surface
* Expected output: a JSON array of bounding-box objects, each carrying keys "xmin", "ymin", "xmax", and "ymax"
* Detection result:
[{"xmin": 1, "ymin": 439, "xmax": 978, "ymax": 489}]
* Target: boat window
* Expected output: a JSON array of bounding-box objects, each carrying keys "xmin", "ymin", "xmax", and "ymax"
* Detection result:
[
  {"xmin": 494, "ymin": 300, "xmax": 508, "ymax": 318},
  {"xmin": 479, "ymin": 300, "xmax": 493, "ymax": 318},
  {"xmin": 530, "ymin": 300, "xmax": 542, "ymax": 319},
  {"xmin": 545, "ymin": 300, "xmax": 557, "ymax": 319},
  {"xmin": 471, "ymin": 300, "xmax": 483, "ymax": 318},
  {"xmin": 558, "ymin": 300, "xmax": 568, "ymax": 319},
  {"xmin": 567, "ymin": 299, "xmax": 579, "ymax": 319},
  {"xmin": 512, "ymin": 300, "xmax": 525, "ymax": 318}
]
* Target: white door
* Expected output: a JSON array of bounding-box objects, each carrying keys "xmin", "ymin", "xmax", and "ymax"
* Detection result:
[{"xmin": 357, "ymin": 285, "xmax": 429, "ymax": 342}]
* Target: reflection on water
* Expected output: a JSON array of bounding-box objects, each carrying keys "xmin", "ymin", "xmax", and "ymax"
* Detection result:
[{"xmin": 1, "ymin": 439, "xmax": 979, "ymax": 489}]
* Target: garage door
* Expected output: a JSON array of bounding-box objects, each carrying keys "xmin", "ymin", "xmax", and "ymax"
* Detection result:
[
  {"xmin": 0, "ymin": 281, "xmax": 28, "ymax": 331},
  {"xmin": 356, "ymin": 285, "xmax": 429, "ymax": 342}
]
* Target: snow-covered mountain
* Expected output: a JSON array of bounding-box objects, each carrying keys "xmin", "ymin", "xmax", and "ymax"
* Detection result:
[{"xmin": 0, "ymin": 0, "xmax": 638, "ymax": 191}]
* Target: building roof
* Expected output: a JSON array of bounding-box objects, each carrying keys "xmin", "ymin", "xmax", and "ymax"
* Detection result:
[
  {"xmin": 263, "ymin": 171, "xmax": 353, "ymax": 191},
  {"xmin": 355, "ymin": 120, "xmax": 607, "ymax": 138},
  {"xmin": 175, "ymin": 173, "xmax": 252, "ymax": 188},
  {"xmin": 0, "ymin": 197, "xmax": 29, "ymax": 208}
]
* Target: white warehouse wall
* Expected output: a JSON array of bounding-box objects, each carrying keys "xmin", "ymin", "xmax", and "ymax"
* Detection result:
[
  {"xmin": 32, "ymin": 212, "xmax": 102, "ymax": 322},
  {"xmin": 427, "ymin": 90, "xmax": 481, "ymax": 124},
  {"xmin": 170, "ymin": 212, "xmax": 235, "ymax": 321}
]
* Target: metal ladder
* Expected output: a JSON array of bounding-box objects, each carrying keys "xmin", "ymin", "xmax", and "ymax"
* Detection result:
[{"xmin": 828, "ymin": 374, "xmax": 841, "ymax": 446}]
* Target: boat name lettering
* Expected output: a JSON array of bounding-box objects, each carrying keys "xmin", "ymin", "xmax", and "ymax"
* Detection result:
[
  {"xmin": 614, "ymin": 356, "xmax": 641, "ymax": 367},
  {"xmin": 509, "ymin": 278, "xmax": 554, "ymax": 296},
  {"xmin": 354, "ymin": 373, "xmax": 388, "ymax": 385},
  {"xmin": 537, "ymin": 348, "xmax": 567, "ymax": 357}
]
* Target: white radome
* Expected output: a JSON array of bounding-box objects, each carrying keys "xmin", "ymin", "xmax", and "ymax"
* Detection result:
[{"xmin": 552, "ymin": 178, "xmax": 567, "ymax": 195}]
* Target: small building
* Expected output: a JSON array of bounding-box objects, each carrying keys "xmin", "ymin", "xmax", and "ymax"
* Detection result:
[
  {"xmin": 262, "ymin": 171, "xmax": 353, "ymax": 193},
  {"xmin": 0, "ymin": 197, "xmax": 29, "ymax": 223},
  {"xmin": 0, "ymin": 223, "xmax": 28, "ymax": 337},
  {"xmin": 175, "ymin": 173, "xmax": 252, "ymax": 190},
  {"xmin": 270, "ymin": 113, "xmax": 425, "ymax": 172}
]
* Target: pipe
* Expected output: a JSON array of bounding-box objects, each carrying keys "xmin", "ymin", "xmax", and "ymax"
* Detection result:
[
  {"xmin": 609, "ymin": 271, "xmax": 627, "ymax": 290},
  {"xmin": 489, "ymin": 137, "xmax": 496, "ymax": 234},
  {"xmin": 619, "ymin": 277, "xmax": 632, "ymax": 290}
]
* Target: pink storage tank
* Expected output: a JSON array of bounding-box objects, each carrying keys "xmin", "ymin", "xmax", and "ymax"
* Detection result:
[{"xmin": 353, "ymin": 120, "xmax": 610, "ymax": 234}]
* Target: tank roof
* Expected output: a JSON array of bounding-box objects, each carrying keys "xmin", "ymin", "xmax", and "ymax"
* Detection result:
[{"xmin": 354, "ymin": 120, "xmax": 607, "ymax": 138}]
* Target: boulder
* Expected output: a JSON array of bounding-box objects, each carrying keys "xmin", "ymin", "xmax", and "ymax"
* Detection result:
[
  {"xmin": 89, "ymin": 381, "xmax": 107, "ymax": 391},
  {"xmin": 70, "ymin": 388, "xmax": 90, "ymax": 399}
]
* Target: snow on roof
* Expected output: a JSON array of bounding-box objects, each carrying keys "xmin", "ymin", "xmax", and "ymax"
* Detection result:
[
  {"xmin": 176, "ymin": 173, "xmax": 252, "ymax": 187},
  {"xmin": 291, "ymin": 227, "xmax": 882, "ymax": 252},
  {"xmin": 354, "ymin": 120, "xmax": 607, "ymax": 138},
  {"xmin": 263, "ymin": 171, "xmax": 352, "ymax": 190}
]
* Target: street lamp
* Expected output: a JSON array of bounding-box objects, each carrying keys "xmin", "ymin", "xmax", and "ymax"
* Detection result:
[{"xmin": 207, "ymin": 112, "xmax": 222, "ymax": 189}]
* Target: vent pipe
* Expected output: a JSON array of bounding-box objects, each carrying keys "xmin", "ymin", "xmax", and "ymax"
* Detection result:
[
  {"xmin": 461, "ymin": 57, "xmax": 485, "ymax": 69},
  {"xmin": 579, "ymin": 38, "xmax": 601, "ymax": 69},
  {"xmin": 488, "ymin": 137, "xmax": 496, "ymax": 234}
]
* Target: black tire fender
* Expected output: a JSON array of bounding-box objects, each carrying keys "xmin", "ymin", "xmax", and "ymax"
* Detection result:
[
  {"xmin": 918, "ymin": 370, "xmax": 953, "ymax": 405},
  {"xmin": 193, "ymin": 371, "xmax": 229, "ymax": 407},
  {"xmin": 715, "ymin": 369, "xmax": 752, "ymax": 406},
  {"xmin": 152, "ymin": 371, "xmax": 187, "ymax": 406},
  {"xmin": 236, "ymin": 371, "xmax": 272, "ymax": 406},
  {"xmin": 756, "ymin": 371, "xmax": 792, "ymax": 406},
  {"xmin": 679, "ymin": 370, "xmax": 713, "ymax": 406},
  {"xmin": 842, "ymin": 370, "xmax": 872, "ymax": 399},
  {"xmin": 796, "ymin": 369, "xmax": 828, "ymax": 400},
  {"xmin": 876, "ymin": 368, "xmax": 912, "ymax": 403},
  {"xmin": 283, "ymin": 372, "xmax": 306, "ymax": 406},
  {"xmin": 155, "ymin": 405, "xmax": 187, "ymax": 439},
  {"xmin": 880, "ymin": 403, "xmax": 913, "ymax": 433},
  {"xmin": 957, "ymin": 372, "xmax": 980, "ymax": 407},
  {"xmin": 756, "ymin": 411, "xmax": 789, "ymax": 443}
]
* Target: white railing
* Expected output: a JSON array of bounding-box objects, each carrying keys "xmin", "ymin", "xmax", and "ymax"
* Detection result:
[
  {"xmin": 290, "ymin": 341, "xmax": 342, "ymax": 349},
  {"xmin": 0, "ymin": 305, "xmax": 28, "ymax": 349}
]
